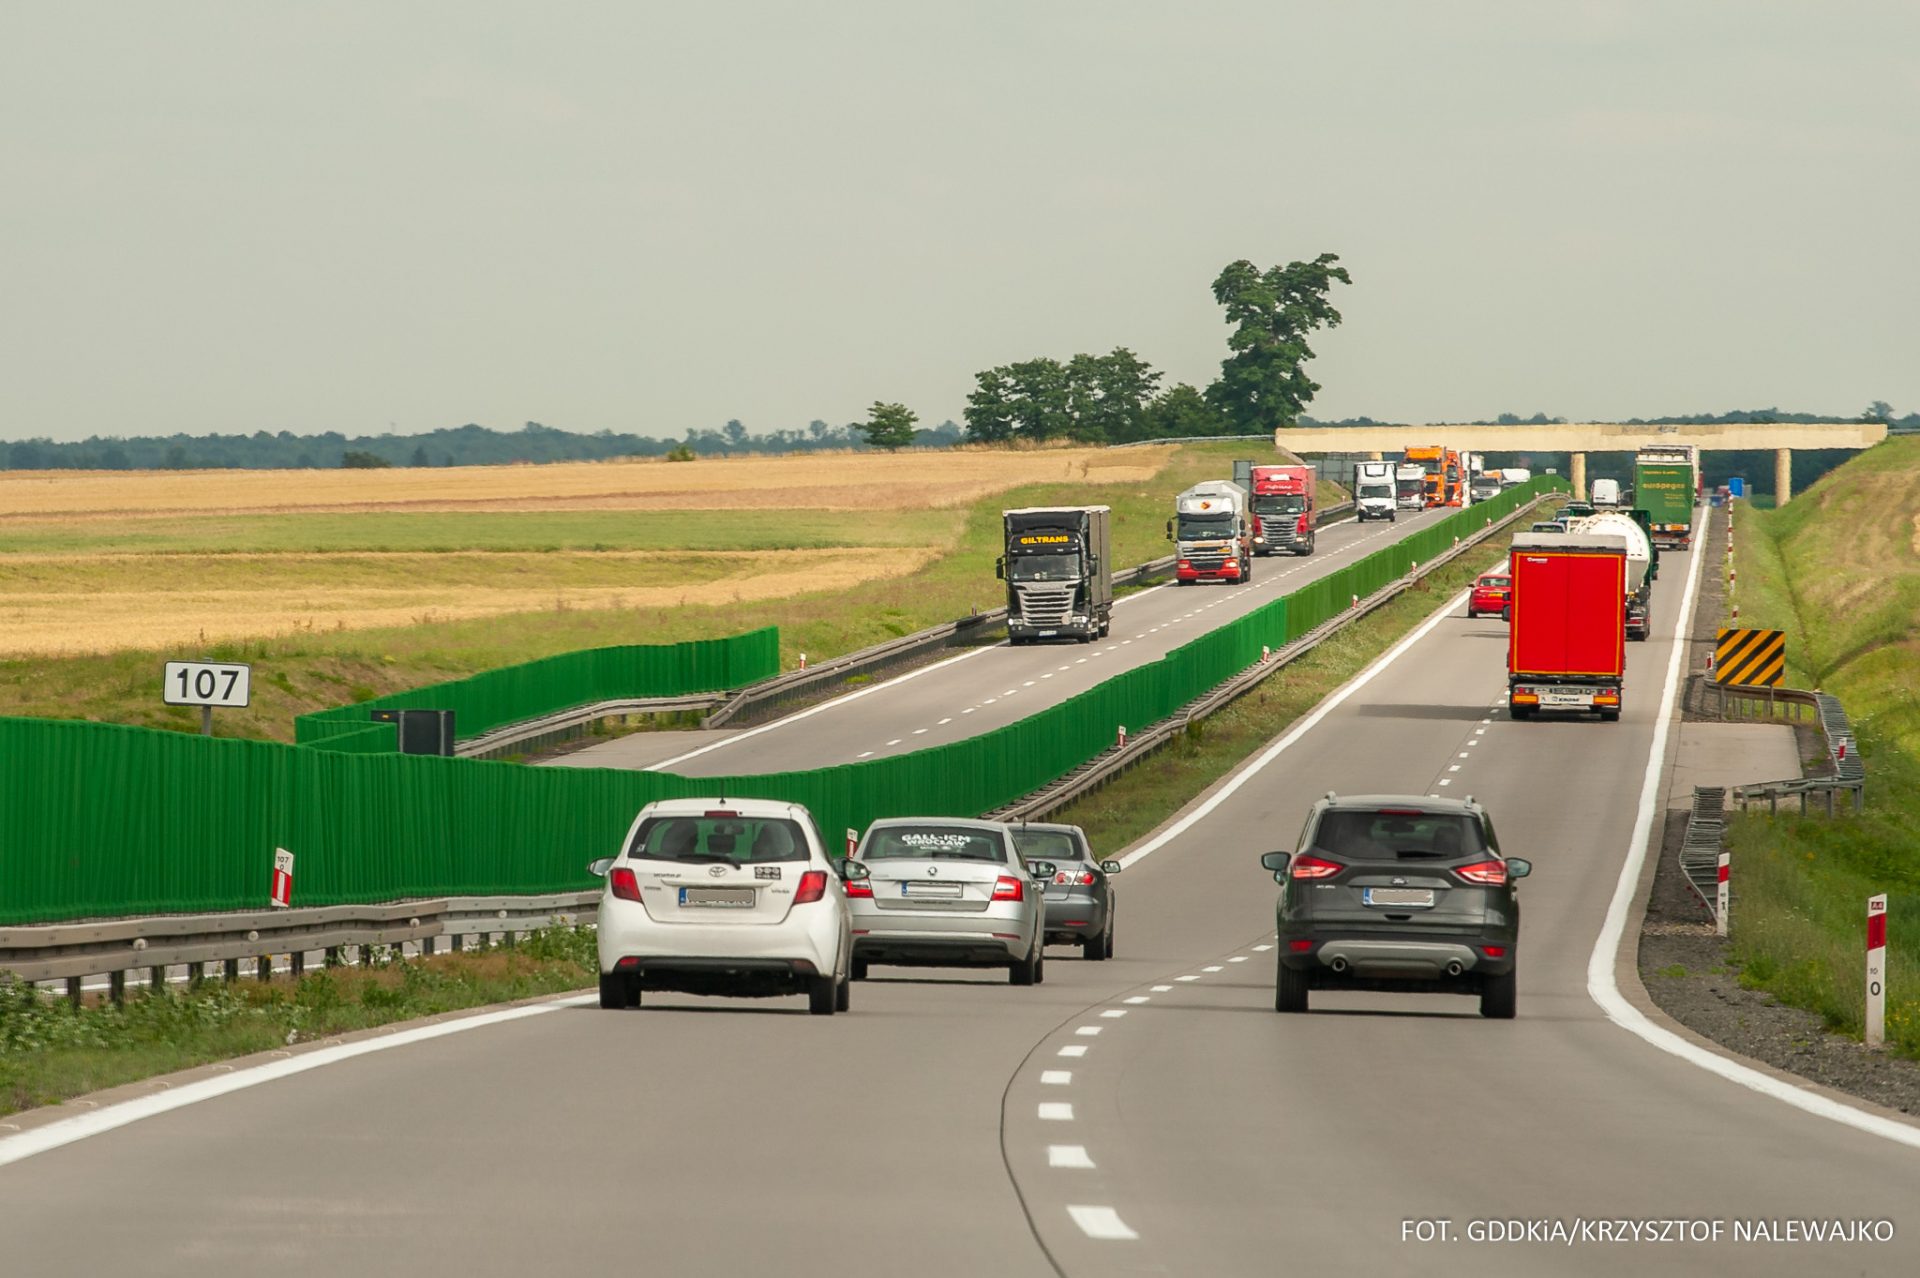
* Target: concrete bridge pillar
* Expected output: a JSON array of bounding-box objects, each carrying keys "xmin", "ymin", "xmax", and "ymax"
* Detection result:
[
  {"xmin": 1368, "ymin": 451, "xmax": 1384, "ymax": 461},
  {"xmin": 1570, "ymin": 452, "xmax": 1587, "ymax": 501},
  {"xmin": 1775, "ymin": 448, "xmax": 1792, "ymax": 505}
]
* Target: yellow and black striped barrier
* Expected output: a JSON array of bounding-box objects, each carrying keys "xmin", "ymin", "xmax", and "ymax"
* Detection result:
[{"xmin": 1714, "ymin": 628, "xmax": 1785, "ymax": 687}]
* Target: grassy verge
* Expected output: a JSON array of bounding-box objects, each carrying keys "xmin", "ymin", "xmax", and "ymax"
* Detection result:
[
  {"xmin": 1051, "ymin": 538, "xmax": 1512, "ymax": 854},
  {"xmin": 1, "ymin": 442, "xmax": 1265, "ymax": 740},
  {"xmin": 1723, "ymin": 438, "xmax": 1920, "ymax": 1057},
  {"xmin": 0, "ymin": 928, "xmax": 597, "ymax": 1118}
]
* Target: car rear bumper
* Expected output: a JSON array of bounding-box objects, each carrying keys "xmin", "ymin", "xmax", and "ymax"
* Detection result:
[
  {"xmin": 1042, "ymin": 896, "xmax": 1109, "ymax": 942},
  {"xmin": 597, "ymin": 896, "xmax": 843, "ymax": 980},
  {"xmin": 850, "ymin": 907, "xmax": 1035, "ymax": 965},
  {"xmin": 1279, "ymin": 933, "xmax": 1516, "ymax": 988},
  {"xmin": 1176, "ymin": 563, "xmax": 1243, "ymax": 580}
]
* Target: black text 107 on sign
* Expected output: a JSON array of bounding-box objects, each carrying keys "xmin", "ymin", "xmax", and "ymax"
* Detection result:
[{"xmin": 163, "ymin": 660, "xmax": 251, "ymax": 708}]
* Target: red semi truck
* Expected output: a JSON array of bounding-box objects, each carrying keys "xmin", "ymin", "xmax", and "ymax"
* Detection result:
[
  {"xmin": 1248, "ymin": 464, "xmax": 1317, "ymax": 556},
  {"xmin": 1506, "ymin": 532, "xmax": 1627, "ymax": 722}
]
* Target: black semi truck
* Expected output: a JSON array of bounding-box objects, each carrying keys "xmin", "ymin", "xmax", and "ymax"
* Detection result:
[{"xmin": 996, "ymin": 506, "xmax": 1113, "ymax": 645}]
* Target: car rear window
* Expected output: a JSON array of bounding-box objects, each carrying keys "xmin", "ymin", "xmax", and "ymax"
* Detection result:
[
  {"xmin": 1011, "ymin": 830, "xmax": 1084, "ymax": 862},
  {"xmin": 1480, "ymin": 576, "xmax": 1510, "ymax": 589},
  {"xmin": 863, "ymin": 825, "xmax": 1007, "ymax": 862},
  {"xmin": 628, "ymin": 816, "xmax": 810, "ymax": 863},
  {"xmin": 1310, "ymin": 810, "xmax": 1488, "ymax": 860}
]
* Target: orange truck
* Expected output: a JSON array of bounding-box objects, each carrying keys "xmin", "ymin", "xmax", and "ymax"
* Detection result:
[{"xmin": 1400, "ymin": 446, "xmax": 1466, "ymax": 508}]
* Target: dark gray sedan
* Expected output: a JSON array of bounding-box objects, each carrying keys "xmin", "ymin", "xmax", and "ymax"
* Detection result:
[{"xmin": 1012, "ymin": 822, "xmax": 1122, "ymax": 960}]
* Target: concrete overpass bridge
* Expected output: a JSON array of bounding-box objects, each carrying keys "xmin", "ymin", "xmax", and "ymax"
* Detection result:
[{"xmin": 1275, "ymin": 422, "xmax": 1886, "ymax": 503}]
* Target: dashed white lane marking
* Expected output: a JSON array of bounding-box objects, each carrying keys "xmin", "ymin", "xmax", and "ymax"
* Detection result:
[
  {"xmin": 1202, "ymin": 965, "xmax": 1224, "ymax": 972},
  {"xmin": 1023, "ymin": 681, "xmax": 1036, "ymax": 687},
  {"xmin": 1041, "ymin": 1070, "xmax": 1073, "ymax": 1085},
  {"xmin": 1438, "ymin": 778, "xmax": 1452, "ymax": 786},
  {"xmin": 1474, "ymin": 727, "xmax": 1487, "ymax": 735},
  {"xmin": 1058, "ymin": 665, "xmax": 1070, "ymax": 671},
  {"xmin": 938, "ymin": 717, "xmax": 952, "ymax": 725},
  {"xmin": 1057, "ymin": 1045, "xmax": 1088, "ymax": 1058},
  {"xmin": 1251, "ymin": 945, "xmax": 1273, "ymax": 953},
  {"xmin": 983, "ymin": 698, "xmax": 996, "ymax": 704},
  {"xmin": 1150, "ymin": 984, "xmax": 1173, "ymax": 992},
  {"xmin": 1227, "ymin": 956, "xmax": 1248, "ymax": 963},
  {"xmin": 886, "ymin": 739, "xmax": 902, "ymax": 746},
  {"xmin": 1124, "ymin": 995, "xmax": 1150, "ymax": 1004},
  {"xmin": 961, "ymin": 707, "xmax": 976, "ymax": 714},
  {"xmin": 1038, "ymin": 1102, "xmax": 1074, "ymax": 1121},
  {"xmin": 1176, "ymin": 975, "xmax": 1200, "ymax": 982},
  {"xmin": 1075, "ymin": 658, "xmax": 1088, "ymax": 664},
  {"xmin": 1003, "ymin": 689, "xmax": 1016, "ymax": 696},
  {"xmin": 1457, "ymin": 751, "xmax": 1470, "ymax": 758},
  {"xmin": 857, "ymin": 751, "xmax": 874, "ymax": 759},
  {"xmin": 913, "ymin": 728, "xmax": 928, "ymax": 735},
  {"xmin": 1447, "ymin": 764, "xmax": 1461, "ymax": 772},
  {"xmin": 1042, "ymin": 673, "xmax": 1054, "ymax": 679},
  {"xmin": 1049, "ymin": 1145, "xmax": 1096, "ymax": 1169},
  {"xmin": 1068, "ymin": 1206, "xmax": 1139, "ymax": 1241},
  {"xmin": 1099, "ymin": 1009, "xmax": 1128, "ymax": 1019},
  {"xmin": 1075, "ymin": 1026, "xmax": 1103, "ymax": 1036},
  {"xmin": 1481, "ymin": 718, "xmax": 1493, "ymax": 725}
]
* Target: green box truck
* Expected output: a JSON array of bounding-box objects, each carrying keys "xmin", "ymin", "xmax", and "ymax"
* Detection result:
[{"xmin": 1633, "ymin": 445, "xmax": 1698, "ymax": 549}]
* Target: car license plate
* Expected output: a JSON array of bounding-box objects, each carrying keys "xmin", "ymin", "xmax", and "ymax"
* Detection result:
[
  {"xmin": 1363, "ymin": 887, "xmax": 1435, "ymax": 907},
  {"xmin": 902, "ymin": 881, "xmax": 964, "ymax": 899},
  {"xmin": 679, "ymin": 887, "xmax": 755, "ymax": 908},
  {"xmin": 1541, "ymin": 690, "xmax": 1593, "ymax": 707}
]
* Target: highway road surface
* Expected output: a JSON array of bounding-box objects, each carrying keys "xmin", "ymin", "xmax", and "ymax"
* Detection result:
[
  {"xmin": 5, "ymin": 535, "xmax": 1917, "ymax": 1277},
  {"xmin": 551, "ymin": 506, "xmax": 1451, "ymax": 774}
]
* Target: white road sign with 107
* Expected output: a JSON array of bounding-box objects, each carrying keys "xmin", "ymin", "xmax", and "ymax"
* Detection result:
[{"xmin": 163, "ymin": 661, "xmax": 252, "ymax": 708}]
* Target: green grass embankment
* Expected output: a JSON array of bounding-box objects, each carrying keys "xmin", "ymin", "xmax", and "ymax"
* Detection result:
[{"xmin": 1724, "ymin": 438, "xmax": 1920, "ymax": 1056}]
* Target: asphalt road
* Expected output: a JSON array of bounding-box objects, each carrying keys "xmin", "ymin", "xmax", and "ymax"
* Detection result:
[
  {"xmin": 551, "ymin": 508, "xmax": 1450, "ymax": 775},
  {"xmin": 6, "ymin": 535, "xmax": 1917, "ymax": 1277}
]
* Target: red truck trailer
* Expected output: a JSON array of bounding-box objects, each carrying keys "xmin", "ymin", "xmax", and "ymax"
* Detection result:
[
  {"xmin": 1506, "ymin": 532, "xmax": 1627, "ymax": 722},
  {"xmin": 1248, "ymin": 464, "xmax": 1317, "ymax": 556}
]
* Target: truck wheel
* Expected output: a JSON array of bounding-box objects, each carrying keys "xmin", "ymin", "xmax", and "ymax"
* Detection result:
[
  {"xmin": 1241, "ymin": 556, "xmax": 1253, "ymax": 582},
  {"xmin": 1480, "ymin": 967, "xmax": 1517, "ymax": 1019},
  {"xmin": 1276, "ymin": 962, "xmax": 1309, "ymax": 1013}
]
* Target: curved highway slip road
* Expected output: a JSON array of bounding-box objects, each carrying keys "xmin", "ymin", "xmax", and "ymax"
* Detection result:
[
  {"xmin": 551, "ymin": 507, "xmax": 1451, "ymax": 774},
  {"xmin": 5, "ymin": 540, "xmax": 1917, "ymax": 1277}
]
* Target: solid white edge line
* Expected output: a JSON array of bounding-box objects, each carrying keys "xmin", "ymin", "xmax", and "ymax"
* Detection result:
[
  {"xmin": 0, "ymin": 995, "xmax": 595, "ymax": 1168},
  {"xmin": 1586, "ymin": 528, "xmax": 1920, "ymax": 1152},
  {"xmin": 1116, "ymin": 581, "xmax": 1481, "ymax": 868},
  {"xmin": 643, "ymin": 644, "xmax": 997, "ymax": 771},
  {"xmin": 1067, "ymin": 1205, "xmax": 1140, "ymax": 1241}
]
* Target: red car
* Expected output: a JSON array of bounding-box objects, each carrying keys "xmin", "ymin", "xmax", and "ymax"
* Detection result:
[{"xmin": 1468, "ymin": 565, "xmax": 1511, "ymax": 619}]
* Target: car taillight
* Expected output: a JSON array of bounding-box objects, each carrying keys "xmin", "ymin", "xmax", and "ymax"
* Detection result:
[
  {"xmin": 794, "ymin": 870, "xmax": 828, "ymax": 904},
  {"xmin": 1455, "ymin": 861, "xmax": 1508, "ymax": 886},
  {"xmin": 845, "ymin": 878, "xmax": 873, "ymax": 899},
  {"xmin": 1290, "ymin": 856, "xmax": 1342, "ymax": 880},
  {"xmin": 610, "ymin": 867, "xmax": 642, "ymax": 902},
  {"xmin": 1482, "ymin": 945, "xmax": 1508, "ymax": 958},
  {"xmin": 992, "ymin": 875, "xmax": 1024, "ymax": 901},
  {"xmin": 1053, "ymin": 869, "xmax": 1096, "ymax": 886}
]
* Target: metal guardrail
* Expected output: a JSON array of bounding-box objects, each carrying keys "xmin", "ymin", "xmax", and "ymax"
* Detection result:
[
  {"xmin": 987, "ymin": 496, "xmax": 1552, "ymax": 821},
  {"xmin": 459, "ymin": 695, "xmax": 728, "ymax": 760},
  {"xmin": 1, "ymin": 893, "xmax": 600, "ymax": 1003},
  {"xmin": 1679, "ymin": 785, "xmax": 1727, "ymax": 921},
  {"xmin": 1715, "ymin": 684, "xmax": 1866, "ymax": 814}
]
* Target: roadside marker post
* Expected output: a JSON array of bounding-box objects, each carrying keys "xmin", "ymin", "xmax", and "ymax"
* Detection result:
[
  {"xmin": 1116, "ymin": 725, "xmax": 1127, "ymax": 750},
  {"xmin": 270, "ymin": 848, "xmax": 295, "ymax": 909},
  {"xmin": 845, "ymin": 828, "xmax": 858, "ymax": 859},
  {"xmin": 1715, "ymin": 852, "xmax": 1730, "ymax": 937},
  {"xmin": 1867, "ymin": 894, "xmax": 1888, "ymax": 1048}
]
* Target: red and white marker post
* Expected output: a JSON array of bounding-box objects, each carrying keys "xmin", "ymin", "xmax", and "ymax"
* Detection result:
[
  {"xmin": 1116, "ymin": 725, "xmax": 1128, "ymax": 749},
  {"xmin": 270, "ymin": 847, "xmax": 295, "ymax": 909},
  {"xmin": 1714, "ymin": 851, "xmax": 1730, "ymax": 936},
  {"xmin": 1867, "ymin": 894, "xmax": 1888, "ymax": 1048},
  {"xmin": 846, "ymin": 827, "xmax": 858, "ymax": 859}
]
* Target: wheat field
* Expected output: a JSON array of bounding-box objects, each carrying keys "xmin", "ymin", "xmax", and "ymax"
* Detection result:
[{"xmin": 0, "ymin": 446, "xmax": 1172, "ymax": 655}]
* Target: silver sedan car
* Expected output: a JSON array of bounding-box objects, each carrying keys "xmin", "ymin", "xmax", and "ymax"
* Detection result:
[
  {"xmin": 1010, "ymin": 822, "xmax": 1122, "ymax": 960},
  {"xmin": 847, "ymin": 817, "xmax": 1056, "ymax": 985}
]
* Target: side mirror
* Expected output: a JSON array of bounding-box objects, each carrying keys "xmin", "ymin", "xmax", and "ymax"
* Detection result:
[
  {"xmin": 587, "ymin": 857, "xmax": 614, "ymax": 878},
  {"xmin": 1099, "ymin": 859, "xmax": 1122, "ymax": 876},
  {"xmin": 995, "ymin": 556, "xmax": 1006, "ymax": 581},
  {"xmin": 1259, "ymin": 851, "xmax": 1291, "ymax": 873},
  {"xmin": 1506, "ymin": 857, "xmax": 1532, "ymax": 880},
  {"xmin": 838, "ymin": 859, "xmax": 871, "ymax": 882},
  {"xmin": 1164, "ymin": 519, "xmax": 1173, "ymax": 540},
  {"xmin": 1027, "ymin": 860, "xmax": 1057, "ymax": 880}
]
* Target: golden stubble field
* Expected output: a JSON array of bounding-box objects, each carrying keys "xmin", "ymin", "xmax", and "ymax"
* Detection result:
[
  {"xmin": 0, "ymin": 447, "xmax": 1168, "ymax": 519},
  {"xmin": 0, "ymin": 447, "xmax": 1170, "ymax": 656}
]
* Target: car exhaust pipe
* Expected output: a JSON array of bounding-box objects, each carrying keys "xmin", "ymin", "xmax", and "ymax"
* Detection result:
[
  {"xmin": 1445, "ymin": 960, "xmax": 1464, "ymax": 977},
  {"xmin": 1328, "ymin": 956, "xmax": 1349, "ymax": 974}
]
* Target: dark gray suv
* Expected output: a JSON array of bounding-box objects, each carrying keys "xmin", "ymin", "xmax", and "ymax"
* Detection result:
[{"xmin": 1258, "ymin": 793, "xmax": 1531, "ymax": 1019}]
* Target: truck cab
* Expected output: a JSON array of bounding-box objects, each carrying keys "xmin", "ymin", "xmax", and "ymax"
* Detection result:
[
  {"xmin": 1354, "ymin": 461, "xmax": 1397, "ymax": 522},
  {"xmin": 1395, "ymin": 463, "xmax": 1427, "ymax": 510},
  {"xmin": 998, "ymin": 506, "xmax": 1113, "ymax": 644},
  {"xmin": 1169, "ymin": 483, "xmax": 1253, "ymax": 584},
  {"xmin": 1248, "ymin": 465, "xmax": 1317, "ymax": 554}
]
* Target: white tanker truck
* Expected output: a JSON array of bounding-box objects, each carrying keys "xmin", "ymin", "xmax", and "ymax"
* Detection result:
[{"xmin": 1565, "ymin": 510, "xmax": 1654, "ymax": 640}]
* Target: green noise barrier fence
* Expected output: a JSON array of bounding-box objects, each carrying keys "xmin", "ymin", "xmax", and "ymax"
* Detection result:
[
  {"xmin": 293, "ymin": 627, "xmax": 780, "ymax": 752},
  {"xmin": 0, "ymin": 483, "xmax": 1559, "ymax": 925}
]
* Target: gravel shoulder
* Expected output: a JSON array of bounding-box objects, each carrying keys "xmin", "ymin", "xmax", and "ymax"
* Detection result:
[{"xmin": 1636, "ymin": 503, "xmax": 1920, "ymax": 1115}]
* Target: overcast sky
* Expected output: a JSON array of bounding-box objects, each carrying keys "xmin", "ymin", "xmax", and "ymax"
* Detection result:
[{"xmin": 4, "ymin": 2, "xmax": 1916, "ymax": 443}]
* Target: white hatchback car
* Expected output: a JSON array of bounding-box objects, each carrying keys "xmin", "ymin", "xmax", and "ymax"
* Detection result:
[{"xmin": 592, "ymin": 798, "xmax": 860, "ymax": 1015}]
